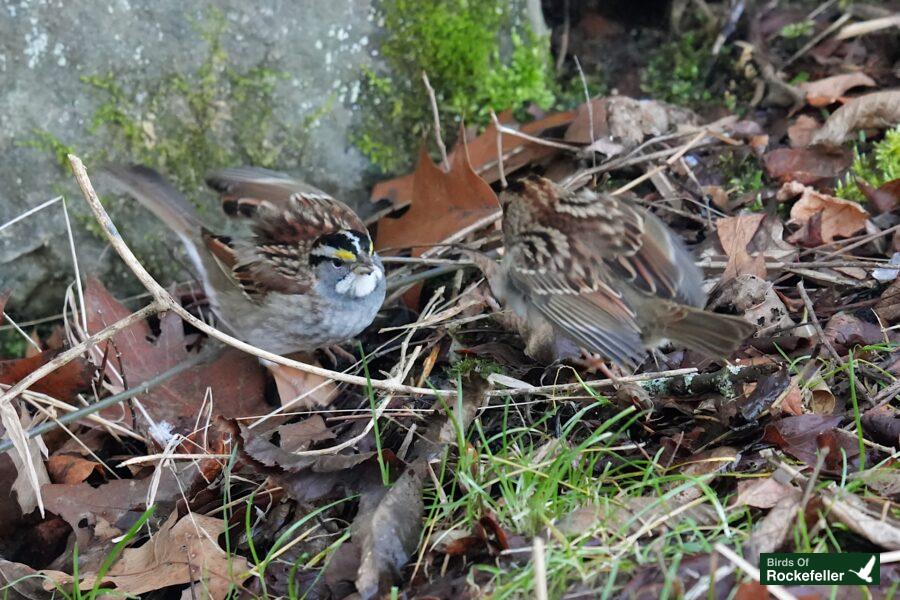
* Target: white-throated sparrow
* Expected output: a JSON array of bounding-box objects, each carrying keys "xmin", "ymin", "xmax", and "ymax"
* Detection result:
[
  {"xmin": 477, "ymin": 176, "xmax": 756, "ymax": 367},
  {"xmin": 107, "ymin": 166, "xmax": 385, "ymax": 355}
]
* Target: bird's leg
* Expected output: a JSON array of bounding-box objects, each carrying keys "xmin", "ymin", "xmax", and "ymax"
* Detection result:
[
  {"xmin": 571, "ymin": 350, "xmax": 625, "ymax": 381},
  {"xmin": 320, "ymin": 344, "xmax": 358, "ymax": 367}
]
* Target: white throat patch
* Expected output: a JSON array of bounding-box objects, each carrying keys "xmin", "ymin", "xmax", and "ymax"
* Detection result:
[{"xmin": 335, "ymin": 269, "xmax": 383, "ymax": 298}]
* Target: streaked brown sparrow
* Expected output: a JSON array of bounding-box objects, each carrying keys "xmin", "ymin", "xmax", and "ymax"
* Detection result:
[{"xmin": 475, "ymin": 176, "xmax": 756, "ymax": 367}]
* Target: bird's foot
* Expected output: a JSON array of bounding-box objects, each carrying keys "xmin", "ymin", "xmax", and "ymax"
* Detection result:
[
  {"xmin": 320, "ymin": 344, "xmax": 358, "ymax": 368},
  {"xmin": 571, "ymin": 351, "xmax": 626, "ymax": 381}
]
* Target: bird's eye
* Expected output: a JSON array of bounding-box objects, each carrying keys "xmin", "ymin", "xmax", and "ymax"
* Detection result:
[{"xmin": 331, "ymin": 258, "xmax": 345, "ymax": 268}]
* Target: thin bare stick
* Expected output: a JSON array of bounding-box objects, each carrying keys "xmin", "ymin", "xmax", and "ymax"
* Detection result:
[
  {"xmin": 0, "ymin": 347, "xmax": 208, "ymax": 453},
  {"xmin": 61, "ymin": 197, "xmax": 88, "ymax": 332},
  {"xmin": 836, "ymin": 15, "xmax": 900, "ymax": 40},
  {"xmin": 573, "ymin": 56, "xmax": 596, "ymax": 172},
  {"xmin": 422, "ymin": 72, "xmax": 449, "ymax": 170},
  {"xmin": 486, "ymin": 367, "xmax": 697, "ymax": 397},
  {"xmin": 0, "ymin": 196, "xmax": 61, "ymax": 233},
  {"xmin": 1, "ymin": 312, "xmax": 41, "ymax": 352},
  {"xmin": 533, "ymin": 536, "xmax": 549, "ymax": 600},
  {"xmin": 713, "ymin": 544, "xmax": 798, "ymax": 600},
  {"xmin": 67, "ymin": 155, "xmax": 452, "ymax": 399},
  {"xmin": 0, "ymin": 302, "xmax": 159, "ymax": 411},
  {"xmin": 490, "ymin": 110, "xmax": 508, "ymax": 188},
  {"xmin": 490, "ymin": 117, "xmax": 581, "ymax": 152},
  {"xmin": 784, "ymin": 12, "xmax": 853, "ymax": 68}
]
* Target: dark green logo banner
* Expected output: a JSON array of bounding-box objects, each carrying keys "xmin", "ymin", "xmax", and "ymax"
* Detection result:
[{"xmin": 760, "ymin": 553, "xmax": 879, "ymax": 586}]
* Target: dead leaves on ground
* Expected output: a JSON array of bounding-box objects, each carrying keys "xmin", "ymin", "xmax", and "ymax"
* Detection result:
[
  {"xmin": 812, "ymin": 90, "xmax": 900, "ymax": 146},
  {"xmin": 45, "ymin": 511, "xmax": 248, "ymax": 599},
  {"xmin": 798, "ymin": 72, "xmax": 876, "ymax": 107},
  {"xmin": 375, "ymin": 147, "xmax": 500, "ymax": 260},
  {"xmin": 84, "ymin": 278, "xmax": 268, "ymax": 434},
  {"xmin": 778, "ymin": 181, "xmax": 870, "ymax": 244}
]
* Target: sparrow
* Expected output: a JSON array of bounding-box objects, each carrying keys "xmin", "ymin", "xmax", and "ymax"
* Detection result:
[
  {"xmin": 476, "ymin": 176, "xmax": 756, "ymax": 367},
  {"xmin": 106, "ymin": 166, "xmax": 386, "ymax": 356}
]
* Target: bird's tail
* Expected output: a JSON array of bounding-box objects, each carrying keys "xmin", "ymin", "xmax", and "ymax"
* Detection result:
[
  {"xmin": 659, "ymin": 304, "xmax": 757, "ymax": 357},
  {"xmin": 105, "ymin": 165, "xmax": 203, "ymax": 241}
]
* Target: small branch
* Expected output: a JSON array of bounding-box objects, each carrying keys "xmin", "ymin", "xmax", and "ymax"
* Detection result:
[
  {"xmin": 573, "ymin": 56, "xmax": 596, "ymax": 173},
  {"xmin": 67, "ymin": 155, "xmax": 452, "ymax": 399},
  {"xmin": 0, "ymin": 347, "xmax": 211, "ymax": 453},
  {"xmin": 490, "ymin": 110, "xmax": 508, "ymax": 188},
  {"xmin": 713, "ymin": 544, "xmax": 798, "ymax": 600},
  {"xmin": 797, "ymin": 281, "xmax": 873, "ymax": 405},
  {"xmin": 0, "ymin": 303, "xmax": 160, "ymax": 411},
  {"xmin": 554, "ymin": 0, "xmax": 570, "ymax": 74},
  {"xmin": 422, "ymin": 72, "xmax": 449, "ymax": 171}
]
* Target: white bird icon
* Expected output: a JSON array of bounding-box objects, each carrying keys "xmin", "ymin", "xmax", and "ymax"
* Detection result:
[{"xmin": 849, "ymin": 555, "xmax": 876, "ymax": 583}]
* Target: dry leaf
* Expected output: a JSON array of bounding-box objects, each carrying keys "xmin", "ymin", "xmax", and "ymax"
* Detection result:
[
  {"xmin": 762, "ymin": 414, "xmax": 843, "ymax": 467},
  {"xmin": 1, "ymin": 407, "xmax": 49, "ymax": 516},
  {"xmin": 46, "ymin": 512, "xmax": 248, "ymax": 599},
  {"xmin": 779, "ymin": 181, "xmax": 868, "ymax": 242},
  {"xmin": 858, "ymin": 177, "xmax": 900, "ymax": 214},
  {"xmin": 799, "ymin": 72, "xmax": 876, "ymax": 107},
  {"xmin": 763, "ymin": 146, "xmax": 852, "ymax": 185},
  {"xmin": 278, "ymin": 415, "xmax": 335, "ymax": 452},
  {"xmin": 710, "ymin": 275, "xmax": 794, "ymax": 335},
  {"xmin": 852, "ymin": 467, "xmax": 900, "ymax": 498},
  {"xmin": 771, "ymin": 375, "xmax": 806, "ymax": 416},
  {"xmin": 0, "ymin": 350, "xmax": 94, "ymax": 401},
  {"xmin": 876, "ymin": 277, "xmax": 900, "ymax": 324},
  {"xmin": 371, "ymin": 110, "xmax": 574, "ymax": 210},
  {"xmin": 268, "ymin": 360, "xmax": 339, "ymax": 411},
  {"xmin": 823, "ymin": 312, "xmax": 885, "ymax": 354},
  {"xmin": 808, "ymin": 378, "xmax": 836, "ymax": 415},
  {"xmin": 812, "ymin": 90, "xmax": 900, "ymax": 146},
  {"xmin": 575, "ymin": 96, "xmax": 699, "ymax": 150},
  {"xmin": 716, "ymin": 214, "xmax": 767, "ymax": 280},
  {"xmin": 375, "ymin": 148, "xmax": 499, "ymax": 256},
  {"xmin": 47, "ymin": 454, "xmax": 104, "ymax": 485},
  {"xmin": 353, "ymin": 465, "xmax": 424, "ymax": 600},
  {"xmin": 822, "ymin": 490, "xmax": 900, "ymax": 550},
  {"xmin": 84, "ymin": 279, "xmax": 267, "ymax": 433},
  {"xmin": 787, "ymin": 115, "xmax": 820, "ymax": 148},
  {"xmin": 42, "ymin": 467, "xmax": 188, "ymax": 547},
  {"xmin": 861, "ymin": 405, "xmax": 900, "ymax": 447},
  {"xmin": 734, "ymin": 477, "xmax": 801, "ymax": 509},
  {"xmin": 748, "ymin": 494, "xmax": 800, "ymax": 555}
]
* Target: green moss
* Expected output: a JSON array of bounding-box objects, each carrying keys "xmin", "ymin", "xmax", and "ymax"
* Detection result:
[
  {"xmin": 641, "ymin": 30, "xmax": 755, "ymax": 113},
  {"xmin": 82, "ymin": 9, "xmax": 323, "ymax": 198},
  {"xmin": 779, "ymin": 20, "xmax": 814, "ymax": 40},
  {"xmin": 354, "ymin": 0, "xmax": 556, "ymax": 173},
  {"xmin": 641, "ymin": 32, "xmax": 714, "ymax": 108},
  {"xmin": 23, "ymin": 9, "xmax": 331, "ymax": 279},
  {"xmin": 448, "ymin": 355, "xmax": 502, "ymax": 378},
  {"xmin": 29, "ymin": 8, "xmax": 327, "ymax": 207},
  {"xmin": 836, "ymin": 126, "xmax": 900, "ymax": 201},
  {"xmin": 18, "ymin": 129, "xmax": 77, "ymax": 171},
  {"xmin": 718, "ymin": 151, "xmax": 765, "ymax": 210}
]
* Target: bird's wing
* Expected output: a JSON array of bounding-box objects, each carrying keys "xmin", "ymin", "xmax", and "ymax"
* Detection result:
[
  {"xmin": 501, "ymin": 177, "xmax": 705, "ymax": 307},
  {"xmin": 202, "ymin": 167, "xmax": 369, "ymax": 298}
]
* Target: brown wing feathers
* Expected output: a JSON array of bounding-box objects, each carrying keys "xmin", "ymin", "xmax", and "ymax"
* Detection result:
[{"xmin": 500, "ymin": 177, "xmax": 748, "ymax": 366}]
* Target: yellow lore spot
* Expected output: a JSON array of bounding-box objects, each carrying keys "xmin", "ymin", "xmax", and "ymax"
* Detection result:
[{"xmin": 334, "ymin": 249, "xmax": 357, "ymax": 262}]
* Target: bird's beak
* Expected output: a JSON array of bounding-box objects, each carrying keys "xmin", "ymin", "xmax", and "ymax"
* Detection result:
[{"xmin": 352, "ymin": 256, "xmax": 375, "ymax": 275}]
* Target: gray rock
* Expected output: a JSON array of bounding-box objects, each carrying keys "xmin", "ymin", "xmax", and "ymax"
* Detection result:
[{"xmin": 0, "ymin": 0, "xmax": 378, "ymax": 317}]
